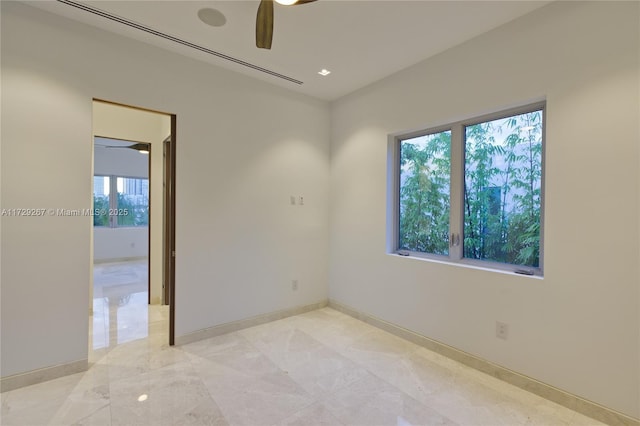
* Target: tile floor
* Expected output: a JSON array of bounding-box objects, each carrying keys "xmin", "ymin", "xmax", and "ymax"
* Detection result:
[
  {"xmin": 1, "ymin": 261, "xmax": 605, "ymax": 425},
  {"xmin": 91, "ymin": 260, "xmax": 153, "ymax": 351}
]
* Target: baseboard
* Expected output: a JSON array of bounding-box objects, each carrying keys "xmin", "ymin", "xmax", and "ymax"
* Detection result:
[
  {"xmin": 175, "ymin": 300, "xmax": 329, "ymax": 346},
  {"xmin": 328, "ymin": 299, "xmax": 639, "ymax": 426},
  {"xmin": 93, "ymin": 256, "xmax": 147, "ymax": 264},
  {"xmin": 1, "ymin": 359, "xmax": 88, "ymax": 393}
]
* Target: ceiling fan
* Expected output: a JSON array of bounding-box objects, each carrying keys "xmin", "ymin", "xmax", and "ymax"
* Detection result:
[
  {"xmin": 256, "ymin": 0, "xmax": 318, "ymax": 49},
  {"xmin": 96, "ymin": 142, "xmax": 150, "ymax": 154}
]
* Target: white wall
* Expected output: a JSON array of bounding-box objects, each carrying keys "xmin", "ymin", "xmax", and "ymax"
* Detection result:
[
  {"xmin": 329, "ymin": 1, "xmax": 639, "ymax": 418},
  {"xmin": 93, "ymin": 103, "xmax": 168, "ymax": 304},
  {"xmin": 1, "ymin": 2, "xmax": 329, "ymax": 378},
  {"xmin": 93, "ymin": 228, "xmax": 148, "ymax": 261}
]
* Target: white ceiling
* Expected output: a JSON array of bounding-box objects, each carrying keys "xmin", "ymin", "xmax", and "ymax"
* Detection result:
[{"xmin": 27, "ymin": 0, "xmax": 551, "ymax": 101}]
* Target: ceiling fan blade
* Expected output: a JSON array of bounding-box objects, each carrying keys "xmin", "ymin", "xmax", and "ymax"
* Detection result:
[
  {"xmin": 129, "ymin": 143, "xmax": 150, "ymax": 151},
  {"xmin": 293, "ymin": 0, "xmax": 318, "ymax": 4},
  {"xmin": 256, "ymin": 0, "xmax": 274, "ymax": 49},
  {"xmin": 104, "ymin": 143, "xmax": 149, "ymax": 152}
]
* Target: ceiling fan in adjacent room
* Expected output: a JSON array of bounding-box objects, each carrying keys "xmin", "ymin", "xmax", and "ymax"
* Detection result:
[
  {"xmin": 95, "ymin": 139, "xmax": 150, "ymax": 154},
  {"xmin": 109, "ymin": 143, "xmax": 150, "ymax": 154},
  {"xmin": 256, "ymin": 0, "xmax": 317, "ymax": 49}
]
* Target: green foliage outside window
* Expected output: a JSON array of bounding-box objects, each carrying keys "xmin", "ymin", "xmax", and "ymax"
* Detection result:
[
  {"xmin": 398, "ymin": 109, "xmax": 543, "ymax": 268},
  {"xmin": 399, "ymin": 131, "xmax": 451, "ymax": 255},
  {"xmin": 93, "ymin": 195, "xmax": 110, "ymax": 227},
  {"xmin": 465, "ymin": 111, "xmax": 542, "ymax": 267},
  {"xmin": 93, "ymin": 175, "xmax": 149, "ymax": 228},
  {"xmin": 116, "ymin": 192, "xmax": 149, "ymax": 227}
]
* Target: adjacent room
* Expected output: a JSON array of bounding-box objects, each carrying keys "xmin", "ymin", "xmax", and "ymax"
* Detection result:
[
  {"xmin": 1, "ymin": 1, "xmax": 638, "ymax": 425},
  {"xmin": 90, "ymin": 101, "xmax": 173, "ymax": 353}
]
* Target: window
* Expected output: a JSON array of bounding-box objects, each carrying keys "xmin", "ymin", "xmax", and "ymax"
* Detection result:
[
  {"xmin": 93, "ymin": 175, "xmax": 149, "ymax": 227},
  {"xmin": 93, "ymin": 175, "xmax": 111, "ymax": 227},
  {"xmin": 399, "ymin": 130, "xmax": 451, "ymax": 256},
  {"xmin": 392, "ymin": 103, "xmax": 544, "ymax": 275}
]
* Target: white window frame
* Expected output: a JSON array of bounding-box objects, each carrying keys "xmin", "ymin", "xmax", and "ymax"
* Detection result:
[{"xmin": 387, "ymin": 101, "xmax": 546, "ymax": 276}]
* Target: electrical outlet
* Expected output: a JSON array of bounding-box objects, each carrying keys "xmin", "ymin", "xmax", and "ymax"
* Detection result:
[
  {"xmin": 290, "ymin": 196, "xmax": 296, "ymax": 205},
  {"xmin": 496, "ymin": 321, "xmax": 509, "ymax": 340},
  {"xmin": 299, "ymin": 196, "xmax": 304, "ymax": 206},
  {"xmin": 291, "ymin": 280, "xmax": 299, "ymax": 291}
]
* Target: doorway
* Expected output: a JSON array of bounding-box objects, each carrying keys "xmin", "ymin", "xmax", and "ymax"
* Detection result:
[
  {"xmin": 92, "ymin": 138, "xmax": 151, "ymax": 349},
  {"xmin": 90, "ymin": 100, "xmax": 176, "ymax": 353}
]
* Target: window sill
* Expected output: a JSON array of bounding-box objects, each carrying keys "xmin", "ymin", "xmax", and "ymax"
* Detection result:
[{"xmin": 389, "ymin": 252, "xmax": 544, "ymax": 280}]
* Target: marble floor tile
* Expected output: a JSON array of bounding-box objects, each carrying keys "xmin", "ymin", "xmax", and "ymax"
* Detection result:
[
  {"xmin": 47, "ymin": 365, "xmax": 111, "ymax": 426},
  {"xmin": 2, "ymin": 267, "xmax": 609, "ymax": 426},
  {"xmin": 291, "ymin": 314, "xmax": 377, "ymax": 353},
  {"xmin": 284, "ymin": 346, "xmax": 370, "ymax": 398},
  {"xmin": 104, "ymin": 338, "xmax": 189, "ymax": 383},
  {"xmin": 239, "ymin": 324, "xmax": 326, "ymax": 372},
  {"xmin": 91, "ymin": 260, "xmax": 152, "ymax": 351},
  {"xmin": 197, "ymin": 362, "xmax": 315, "ymax": 426},
  {"xmin": 360, "ymin": 347, "xmax": 457, "ymax": 405},
  {"xmin": 324, "ymin": 371, "xmax": 456, "ymax": 426},
  {"xmin": 72, "ymin": 404, "xmax": 112, "ymax": 426},
  {"xmin": 182, "ymin": 332, "xmax": 260, "ymax": 360},
  {"xmin": 185, "ymin": 333, "xmax": 281, "ymax": 377},
  {"xmin": 0, "ymin": 371, "xmax": 91, "ymax": 426},
  {"xmin": 276, "ymin": 402, "xmax": 344, "ymax": 426},
  {"xmin": 109, "ymin": 361, "xmax": 226, "ymax": 426}
]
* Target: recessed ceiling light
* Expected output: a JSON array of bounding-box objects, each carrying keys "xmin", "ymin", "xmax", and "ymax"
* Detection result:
[
  {"xmin": 198, "ymin": 8, "xmax": 227, "ymax": 27},
  {"xmin": 318, "ymin": 69, "xmax": 331, "ymax": 76}
]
